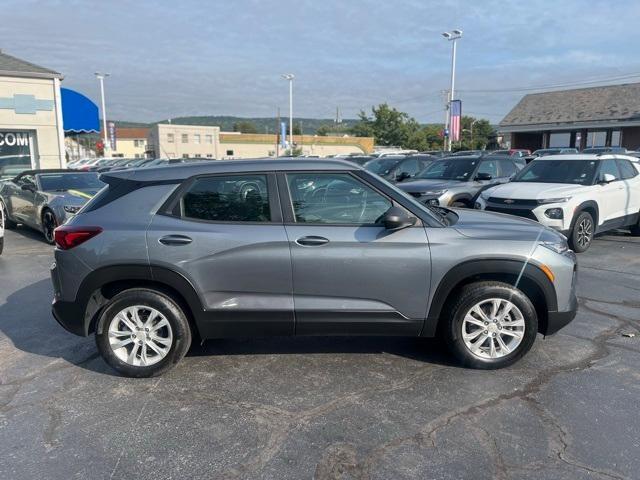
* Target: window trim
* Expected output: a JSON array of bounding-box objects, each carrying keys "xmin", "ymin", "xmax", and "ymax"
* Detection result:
[
  {"xmin": 158, "ymin": 171, "xmax": 283, "ymax": 225},
  {"xmin": 277, "ymin": 170, "xmax": 418, "ymax": 227},
  {"xmin": 617, "ymin": 159, "xmax": 638, "ymax": 180}
]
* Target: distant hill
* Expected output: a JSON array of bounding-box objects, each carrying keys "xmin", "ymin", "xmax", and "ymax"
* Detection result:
[{"xmin": 109, "ymin": 116, "xmax": 358, "ymax": 135}]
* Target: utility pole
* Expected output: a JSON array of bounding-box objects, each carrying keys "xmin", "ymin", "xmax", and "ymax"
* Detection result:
[
  {"xmin": 281, "ymin": 74, "xmax": 295, "ymax": 154},
  {"xmin": 441, "ymin": 89, "xmax": 450, "ymax": 151},
  {"xmin": 275, "ymin": 107, "xmax": 280, "ymax": 157},
  {"xmin": 442, "ymin": 30, "xmax": 463, "ymax": 152},
  {"xmin": 95, "ymin": 72, "xmax": 110, "ymax": 157}
]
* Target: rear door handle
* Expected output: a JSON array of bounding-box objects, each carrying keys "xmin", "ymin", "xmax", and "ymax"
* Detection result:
[
  {"xmin": 296, "ymin": 236, "xmax": 329, "ymax": 246},
  {"xmin": 159, "ymin": 235, "xmax": 193, "ymax": 246}
]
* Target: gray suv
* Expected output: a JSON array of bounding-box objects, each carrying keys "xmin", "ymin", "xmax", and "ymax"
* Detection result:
[{"xmin": 50, "ymin": 159, "xmax": 577, "ymax": 377}]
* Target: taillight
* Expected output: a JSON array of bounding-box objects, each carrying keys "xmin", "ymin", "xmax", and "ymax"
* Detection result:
[{"xmin": 54, "ymin": 226, "xmax": 102, "ymax": 250}]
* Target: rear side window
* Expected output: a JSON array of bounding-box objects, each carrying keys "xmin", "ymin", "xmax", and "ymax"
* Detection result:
[
  {"xmin": 617, "ymin": 160, "xmax": 638, "ymax": 179},
  {"xmin": 181, "ymin": 174, "xmax": 270, "ymax": 222}
]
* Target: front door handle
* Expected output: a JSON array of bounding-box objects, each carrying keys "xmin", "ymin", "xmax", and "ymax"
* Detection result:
[
  {"xmin": 159, "ymin": 234, "xmax": 193, "ymax": 246},
  {"xmin": 296, "ymin": 236, "xmax": 329, "ymax": 247}
]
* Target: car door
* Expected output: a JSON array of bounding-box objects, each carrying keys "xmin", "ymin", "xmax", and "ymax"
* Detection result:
[
  {"xmin": 279, "ymin": 170, "xmax": 431, "ymax": 336},
  {"xmin": 617, "ymin": 159, "xmax": 640, "ymax": 221},
  {"xmin": 596, "ymin": 159, "xmax": 626, "ymax": 227},
  {"xmin": 10, "ymin": 173, "xmax": 37, "ymax": 223},
  {"xmin": 146, "ymin": 172, "xmax": 294, "ymax": 338}
]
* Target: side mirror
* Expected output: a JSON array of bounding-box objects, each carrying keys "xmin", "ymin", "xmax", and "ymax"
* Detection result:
[
  {"xmin": 21, "ymin": 184, "xmax": 35, "ymax": 192},
  {"xmin": 396, "ymin": 171, "xmax": 411, "ymax": 181},
  {"xmin": 600, "ymin": 173, "xmax": 616, "ymax": 184},
  {"xmin": 381, "ymin": 206, "xmax": 416, "ymax": 231},
  {"xmin": 475, "ymin": 172, "xmax": 493, "ymax": 181}
]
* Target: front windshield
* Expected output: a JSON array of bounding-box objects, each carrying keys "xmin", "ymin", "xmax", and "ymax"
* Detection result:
[
  {"xmin": 415, "ymin": 158, "xmax": 477, "ymax": 181},
  {"xmin": 513, "ymin": 159, "xmax": 597, "ymax": 185},
  {"xmin": 364, "ymin": 158, "xmax": 402, "ymax": 175},
  {"xmin": 38, "ymin": 172, "xmax": 105, "ymax": 191}
]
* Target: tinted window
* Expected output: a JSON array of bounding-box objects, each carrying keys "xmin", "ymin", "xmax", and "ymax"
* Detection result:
[
  {"xmin": 514, "ymin": 160, "xmax": 598, "ymax": 185},
  {"xmin": 477, "ymin": 160, "xmax": 499, "ymax": 178},
  {"xmin": 599, "ymin": 159, "xmax": 621, "ymax": 181},
  {"xmin": 498, "ymin": 159, "xmax": 517, "ymax": 177},
  {"xmin": 416, "ymin": 158, "xmax": 478, "ymax": 181},
  {"xmin": 38, "ymin": 173, "xmax": 104, "ymax": 191},
  {"xmin": 181, "ymin": 174, "xmax": 270, "ymax": 222},
  {"xmin": 287, "ymin": 173, "xmax": 391, "ymax": 224},
  {"xmin": 398, "ymin": 158, "xmax": 420, "ymax": 176},
  {"xmin": 617, "ymin": 160, "xmax": 638, "ymax": 179},
  {"xmin": 364, "ymin": 157, "xmax": 404, "ymax": 176}
]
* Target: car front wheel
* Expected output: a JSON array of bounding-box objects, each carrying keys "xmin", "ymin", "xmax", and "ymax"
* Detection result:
[
  {"xmin": 95, "ymin": 289, "xmax": 192, "ymax": 377},
  {"xmin": 41, "ymin": 209, "xmax": 57, "ymax": 245},
  {"xmin": 444, "ymin": 281, "xmax": 538, "ymax": 369},
  {"xmin": 569, "ymin": 211, "xmax": 594, "ymax": 253}
]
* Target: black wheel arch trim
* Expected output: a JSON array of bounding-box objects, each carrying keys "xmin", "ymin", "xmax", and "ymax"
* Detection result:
[
  {"xmin": 58, "ymin": 264, "xmax": 206, "ymax": 337},
  {"xmin": 422, "ymin": 258, "xmax": 558, "ymax": 337},
  {"xmin": 571, "ymin": 201, "xmax": 599, "ymax": 232},
  {"xmin": 449, "ymin": 194, "xmax": 473, "ymax": 206}
]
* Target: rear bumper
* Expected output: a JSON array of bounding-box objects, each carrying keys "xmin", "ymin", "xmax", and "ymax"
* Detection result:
[{"xmin": 51, "ymin": 298, "xmax": 88, "ymax": 336}]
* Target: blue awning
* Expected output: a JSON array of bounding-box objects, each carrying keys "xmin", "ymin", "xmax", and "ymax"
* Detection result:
[{"xmin": 61, "ymin": 88, "xmax": 99, "ymax": 133}]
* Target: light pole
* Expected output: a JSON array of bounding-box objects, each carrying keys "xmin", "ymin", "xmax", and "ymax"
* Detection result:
[
  {"xmin": 95, "ymin": 72, "xmax": 110, "ymax": 157},
  {"xmin": 442, "ymin": 29, "xmax": 463, "ymax": 151},
  {"xmin": 281, "ymin": 74, "xmax": 295, "ymax": 155}
]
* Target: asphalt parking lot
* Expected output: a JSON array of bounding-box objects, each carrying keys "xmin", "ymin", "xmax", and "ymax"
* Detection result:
[{"xmin": 1, "ymin": 227, "xmax": 639, "ymax": 480}]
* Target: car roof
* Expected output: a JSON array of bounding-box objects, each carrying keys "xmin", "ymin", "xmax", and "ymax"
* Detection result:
[
  {"xmin": 13, "ymin": 169, "xmax": 72, "ymax": 180},
  {"xmin": 102, "ymin": 158, "xmax": 360, "ymax": 183},
  {"xmin": 530, "ymin": 153, "xmax": 638, "ymax": 161}
]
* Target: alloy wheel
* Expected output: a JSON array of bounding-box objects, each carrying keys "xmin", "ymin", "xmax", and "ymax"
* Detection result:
[
  {"xmin": 461, "ymin": 298, "xmax": 525, "ymax": 359},
  {"xmin": 42, "ymin": 211, "xmax": 57, "ymax": 243},
  {"xmin": 577, "ymin": 218, "xmax": 593, "ymax": 248},
  {"xmin": 108, "ymin": 306, "xmax": 173, "ymax": 367}
]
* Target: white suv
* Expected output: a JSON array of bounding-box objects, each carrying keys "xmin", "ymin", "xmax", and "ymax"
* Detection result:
[{"xmin": 475, "ymin": 154, "xmax": 640, "ymax": 252}]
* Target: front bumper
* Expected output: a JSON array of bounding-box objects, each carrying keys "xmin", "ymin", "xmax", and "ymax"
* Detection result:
[
  {"xmin": 477, "ymin": 198, "xmax": 571, "ymax": 231},
  {"xmin": 543, "ymin": 257, "xmax": 578, "ymax": 336}
]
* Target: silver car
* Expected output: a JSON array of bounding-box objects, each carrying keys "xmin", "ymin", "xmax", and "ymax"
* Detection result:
[
  {"xmin": 50, "ymin": 158, "xmax": 577, "ymax": 377},
  {"xmin": 0, "ymin": 169, "xmax": 104, "ymax": 244},
  {"xmin": 396, "ymin": 155, "xmax": 522, "ymax": 207}
]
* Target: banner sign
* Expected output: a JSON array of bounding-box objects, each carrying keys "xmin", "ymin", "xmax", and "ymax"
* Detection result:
[
  {"xmin": 450, "ymin": 100, "xmax": 462, "ymax": 142},
  {"xmin": 0, "ymin": 131, "xmax": 31, "ymax": 177},
  {"xmin": 108, "ymin": 121, "xmax": 116, "ymax": 150},
  {"xmin": 280, "ymin": 122, "xmax": 287, "ymax": 149}
]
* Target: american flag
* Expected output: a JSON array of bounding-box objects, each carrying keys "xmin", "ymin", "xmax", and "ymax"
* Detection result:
[{"xmin": 449, "ymin": 100, "xmax": 462, "ymax": 142}]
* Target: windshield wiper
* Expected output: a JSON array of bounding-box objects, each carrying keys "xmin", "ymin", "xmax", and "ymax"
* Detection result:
[{"xmin": 425, "ymin": 204, "xmax": 450, "ymax": 226}]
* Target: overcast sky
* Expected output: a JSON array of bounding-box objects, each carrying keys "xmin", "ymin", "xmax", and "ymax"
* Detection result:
[{"xmin": 7, "ymin": 0, "xmax": 640, "ymax": 123}]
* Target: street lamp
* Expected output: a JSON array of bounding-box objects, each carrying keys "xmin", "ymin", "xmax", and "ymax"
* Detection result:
[
  {"xmin": 281, "ymin": 74, "xmax": 295, "ymax": 155},
  {"xmin": 442, "ymin": 29, "xmax": 463, "ymax": 151},
  {"xmin": 95, "ymin": 72, "xmax": 110, "ymax": 157}
]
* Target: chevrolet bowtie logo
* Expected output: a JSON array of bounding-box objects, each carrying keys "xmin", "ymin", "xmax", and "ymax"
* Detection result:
[{"xmin": 503, "ymin": 199, "xmax": 515, "ymax": 204}]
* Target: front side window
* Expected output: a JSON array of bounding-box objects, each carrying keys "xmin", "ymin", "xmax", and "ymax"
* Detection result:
[
  {"xmin": 287, "ymin": 173, "xmax": 392, "ymax": 224},
  {"xmin": 599, "ymin": 159, "xmax": 620, "ymax": 181},
  {"xmin": 498, "ymin": 159, "xmax": 517, "ymax": 177},
  {"xmin": 477, "ymin": 160, "xmax": 499, "ymax": 178},
  {"xmin": 416, "ymin": 158, "xmax": 478, "ymax": 181},
  {"xmin": 181, "ymin": 174, "xmax": 270, "ymax": 222}
]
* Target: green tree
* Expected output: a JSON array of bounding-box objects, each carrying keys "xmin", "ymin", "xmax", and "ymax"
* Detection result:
[
  {"xmin": 232, "ymin": 121, "xmax": 258, "ymax": 134},
  {"xmin": 292, "ymin": 123, "xmax": 303, "ymax": 135},
  {"xmin": 456, "ymin": 116, "xmax": 495, "ymax": 150}
]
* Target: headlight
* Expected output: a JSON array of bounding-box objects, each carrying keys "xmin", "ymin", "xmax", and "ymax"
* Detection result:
[
  {"xmin": 538, "ymin": 230, "xmax": 569, "ymax": 254},
  {"xmin": 63, "ymin": 205, "xmax": 81, "ymax": 214},
  {"xmin": 537, "ymin": 197, "xmax": 571, "ymax": 205},
  {"xmin": 422, "ymin": 189, "xmax": 446, "ymax": 196}
]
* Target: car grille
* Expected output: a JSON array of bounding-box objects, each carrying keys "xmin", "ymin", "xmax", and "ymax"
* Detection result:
[
  {"xmin": 487, "ymin": 197, "xmax": 538, "ymax": 207},
  {"xmin": 485, "ymin": 206, "xmax": 538, "ymax": 221}
]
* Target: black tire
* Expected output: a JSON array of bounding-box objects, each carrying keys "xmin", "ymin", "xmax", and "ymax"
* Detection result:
[
  {"xmin": 0, "ymin": 199, "xmax": 17, "ymax": 229},
  {"xmin": 629, "ymin": 213, "xmax": 640, "ymax": 236},
  {"xmin": 569, "ymin": 211, "xmax": 594, "ymax": 253},
  {"xmin": 443, "ymin": 281, "xmax": 538, "ymax": 369},
  {"xmin": 95, "ymin": 289, "xmax": 192, "ymax": 378},
  {"xmin": 41, "ymin": 209, "xmax": 57, "ymax": 245},
  {"xmin": 0, "ymin": 236, "xmax": 3, "ymax": 255}
]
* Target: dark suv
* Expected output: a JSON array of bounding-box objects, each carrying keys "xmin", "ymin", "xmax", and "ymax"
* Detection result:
[{"xmin": 51, "ymin": 159, "xmax": 577, "ymax": 377}]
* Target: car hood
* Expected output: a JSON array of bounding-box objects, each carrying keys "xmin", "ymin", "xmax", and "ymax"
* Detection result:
[
  {"xmin": 397, "ymin": 179, "xmax": 465, "ymax": 193},
  {"xmin": 483, "ymin": 182, "xmax": 582, "ymax": 200},
  {"xmin": 451, "ymin": 207, "xmax": 556, "ymax": 242}
]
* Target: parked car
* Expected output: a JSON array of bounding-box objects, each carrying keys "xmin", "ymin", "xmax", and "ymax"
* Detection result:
[
  {"xmin": 343, "ymin": 155, "xmax": 373, "ymax": 166},
  {"xmin": 420, "ymin": 150, "xmax": 447, "ymax": 158},
  {"xmin": 448, "ymin": 150, "xmax": 484, "ymax": 157},
  {"xmin": 396, "ymin": 155, "xmax": 523, "ymax": 207},
  {"xmin": 141, "ymin": 157, "xmax": 210, "ymax": 168},
  {"xmin": 96, "ymin": 158, "xmax": 137, "ymax": 172},
  {"xmin": 0, "ymin": 170, "xmax": 105, "ymax": 244},
  {"xmin": 476, "ymin": 154, "xmax": 640, "ymax": 252},
  {"xmin": 363, "ymin": 155, "xmax": 433, "ymax": 182},
  {"xmin": 51, "ymin": 158, "xmax": 577, "ymax": 377},
  {"xmin": 582, "ymin": 146, "xmax": 627, "ymax": 154}
]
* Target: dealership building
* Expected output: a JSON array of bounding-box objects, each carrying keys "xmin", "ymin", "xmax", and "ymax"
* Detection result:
[
  {"xmin": 147, "ymin": 123, "xmax": 374, "ymax": 159},
  {"xmin": 499, "ymin": 82, "xmax": 640, "ymax": 151},
  {"xmin": 0, "ymin": 50, "xmax": 65, "ymax": 176}
]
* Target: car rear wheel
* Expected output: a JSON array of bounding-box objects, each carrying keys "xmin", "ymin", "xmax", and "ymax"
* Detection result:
[
  {"xmin": 95, "ymin": 289, "xmax": 192, "ymax": 377},
  {"xmin": 629, "ymin": 213, "xmax": 640, "ymax": 236},
  {"xmin": 444, "ymin": 281, "xmax": 538, "ymax": 369},
  {"xmin": 569, "ymin": 211, "xmax": 594, "ymax": 253},
  {"xmin": 41, "ymin": 209, "xmax": 57, "ymax": 245},
  {"xmin": 0, "ymin": 199, "xmax": 16, "ymax": 229}
]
